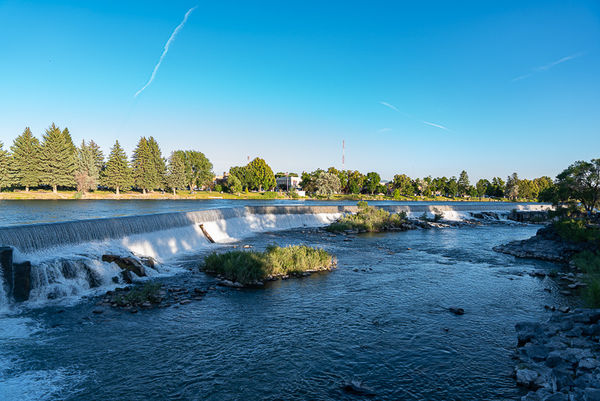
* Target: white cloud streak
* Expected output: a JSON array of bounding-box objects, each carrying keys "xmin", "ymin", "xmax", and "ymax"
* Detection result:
[
  {"xmin": 512, "ymin": 52, "xmax": 583, "ymax": 82},
  {"xmin": 422, "ymin": 121, "xmax": 450, "ymax": 131},
  {"xmin": 379, "ymin": 101, "xmax": 400, "ymax": 112},
  {"xmin": 134, "ymin": 6, "xmax": 197, "ymax": 98}
]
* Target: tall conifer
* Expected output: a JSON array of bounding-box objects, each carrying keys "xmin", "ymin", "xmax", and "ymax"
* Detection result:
[
  {"xmin": 39, "ymin": 123, "xmax": 77, "ymax": 192},
  {"xmin": 10, "ymin": 127, "xmax": 41, "ymax": 191},
  {"xmin": 101, "ymin": 140, "xmax": 131, "ymax": 195},
  {"xmin": 166, "ymin": 151, "xmax": 186, "ymax": 195},
  {"xmin": 0, "ymin": 142, "xmax": 13, "ymax": 191}
]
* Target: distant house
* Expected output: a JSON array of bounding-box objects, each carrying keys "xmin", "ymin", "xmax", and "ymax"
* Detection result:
[
  {"xmin": 276, "ymin": 175, "xmax": 301, "ymax": 191},
  {"xmin": 213, "ymin": 172, "xmax": 229, "ymax": 186}
]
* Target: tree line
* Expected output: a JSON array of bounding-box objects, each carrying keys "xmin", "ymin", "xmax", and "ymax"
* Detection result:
[
  {"xmin": 297, "ymin": 168, "xmax": 555, "ymax": 200},
  {"xmin": 0, "ymin": 125, "xmax": 213, "ymax": 194}
]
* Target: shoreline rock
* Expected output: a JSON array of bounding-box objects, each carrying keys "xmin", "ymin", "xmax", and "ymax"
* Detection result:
[{"xmin": 514, "ymin": 309, "xmax": 600, "ymax": 400}]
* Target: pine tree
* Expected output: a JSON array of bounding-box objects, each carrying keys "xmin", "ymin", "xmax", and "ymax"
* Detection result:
[
  {"xmin": 87, "ymin": 140, "xmax": 104, "ymax": 172},
  {"xmin": 10, "ymin": 127, "xmax": 41, "ymax": 191},
  {"xmin": 0, "ymin": 142, "xmax": 13, "ymax": 191},
  {"xmin": 101, "ymin": 140, "xmax": 132, "ymax": 195},
  {"xmin": 147, "ymin": 136, "xmax": 166, "ymax": 190},
  {"xmin": 39, "ymin": 123, "xmax": 77, "ymax": 192},
  {"xmin": 166, "ymin": 151, "xmax": 186, "ymax": 195},
  {"xmin": 131, "ymin": 137, "xmax": 155, "ymax": 194},
  {"xmin": 75, "ymin": 140, "xmax": 100, "ymax": 193}
]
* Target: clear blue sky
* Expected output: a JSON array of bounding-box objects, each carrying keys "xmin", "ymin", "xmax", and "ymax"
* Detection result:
[{"xmin": 1, "ymin": 0, "xmax": 598, "ymax": 180}]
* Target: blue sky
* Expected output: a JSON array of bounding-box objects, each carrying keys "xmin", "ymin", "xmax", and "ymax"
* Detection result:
[{"xmin": 1, "ymin": 0, "xmax": 599, "ymax": 180}]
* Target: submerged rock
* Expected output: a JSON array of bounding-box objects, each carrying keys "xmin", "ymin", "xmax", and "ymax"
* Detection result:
[
  {"xmin": 449, "ymin": 307, "xmax": 465, "ymax": 315},
  {"xmin": 342, "ymin": 380, "xmax": 376, "ymax": 397}
]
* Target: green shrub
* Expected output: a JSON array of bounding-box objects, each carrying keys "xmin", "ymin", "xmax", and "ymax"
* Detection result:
[
  {"xmin": 584, "ymin": 276, "xmax": 600, "ymax": 308},
  {"xmin": 554, "ymin": 219, "xmax": 600, "ymax": 243},
  {"xmin": 202, "ymin": 245, "xmax": 334, "ymax": 284},
  {"xmin": 115, "ymin": 282, "xmax": 162, "ymax": 305},
  {"xmin": 262, "ymin": 191, "xmax": 278, "ymax": 199},
  {"xmin": 572, "ymin": 251, "xmax": 600, "ymax": 275},
  {"xmin": 327, "ymin": 202, "xmax": 407, "ymax": 232}
]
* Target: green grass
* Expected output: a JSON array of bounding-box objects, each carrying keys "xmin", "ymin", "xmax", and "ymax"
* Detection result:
[
  {"xmin": 202, "ymin": 245, "xmax": 335, "ymax": 285},
  {"xmin": 584, "ymin": 277, "xmax": 600, "ymax": 308},
  {"xmin": 326, "ymin": 201, "xmax": 408, "ymax": 233},
  {"xmin": 554, "ymin": 219, "xmax": 600, "ymax": 243},
  {"xmin": 571, "ymin": 251, "xmax": 600, "ymax": 307},
  {"xmin": 114, "ymin": 282, "xmax": 162, "ymax": 306}
]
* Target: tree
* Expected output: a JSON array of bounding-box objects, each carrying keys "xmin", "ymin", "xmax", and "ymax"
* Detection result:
[
  {"xmin": 446, "ymin": 177, "xmax": 458, "ymax": 197},
  {"xmin": 147, "ymin": 136, "xmax": 166, "ymax": 190},
  {"xmin": 346, "ymin": 170, "xmax": 365, "ymax": 194},
  {"xmin": 315, "ymin": 172, "xmax": 341, "ymax": 197},
  {"xmin": 300, "ymin": 169, "xmax": 323, "ymax": 193},
  {"xmin": 392, "ymin": 174, "xmax": 414, "ymax": 195},
  {"xmin": 364, "ymin": 172, "xmax": 381, "ymax": 194},
  {"xmin": 505, "ymin": 173, "xmax": 520, "ymax": 200},
  {"xmin": 555, "ymin": 159, "xmax": 600, "ymax": 214},
  {"xmin": 475, "ymin": 179, "xmax": 490, "ymax": 198},
  {"xmin": 246, "ymin": 157, "xmax": 275, "ymax": 191},
  {"xmin": 227, "ymin": 174, "xmax": 243, "ymax": 194},
  {"xmin": 101, "ymin": 140, "xmax": 132, "ymax": 195},
  {"xmin": 165, "ymin": 151, "xmax": 187, "ymax": 195},
  {"xmin": 39, "ymin": 123, "xmax": 77, "ymax": 193},
  {"xmin": 132, "ymin": 137, "xmax": 156, "ymax": 194},
  {"xmin": 458, "ymin": 170, "xmax": 470, "ymax": 196},
  {"xmin": 88, "ymin": 140, "xmax": 104, "ymax": 172},
  {"xmin": 489, "ymin": 177, "xmax": 505, "ymax": 198},
  {"xmin": 177, "ymin": 150, "xmax": 213, "ymax": 192},
  {"xmin": 75, "ymin": 140, "xmax": 100, "ymax": 193},
  {"xmin": 0, "ymin": 142, "xmax": 13, "ymax": 191},
  {"xmin": 11, "ymin": 127, "xmax": 41, "ymax": 191}
]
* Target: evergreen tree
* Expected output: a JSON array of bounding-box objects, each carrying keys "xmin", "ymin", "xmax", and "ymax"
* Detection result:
[
  {"xmin": 505, "ymin": 173, "xmax": 520, "ymax": 200},
  {"xmin": 10, "ymin": 127, "xmax": 41, "ymax": 191},
  {"xmin": 131, "ymin": 137, "xmax": 156, "ymax": 194},
  {"xmin": 0, "ymin": 142, "xmax": 13, "ymax": 191},
  {"xmin": 458, "ymin": 170, "xmax": 470, "ymax": 196},
  {"xmin": 39, "ymin": 123, "xmax": 77, "ymax": 192},
  {"xmin": 147, "ymin": 136, "xmax": 166, "ymax": 190},
  {"xmin": 75, "ymin": 140, "xmax": 100, "ymax": 193},
  {"xmin": 101, "ymin": 140, "xmax": 132, "ymax": 195},
  {"xmin": 87, "ymin": 140, "xmax": 104, "ymax": 172},
  {"xmin": 166, "ymin": 151, "xmax": 186, "ymax": 195}
]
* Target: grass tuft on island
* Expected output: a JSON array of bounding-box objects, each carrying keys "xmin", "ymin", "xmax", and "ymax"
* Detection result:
[
  {"xmin": 326, "ymin": 201, "xmax": 412, "ymax": 233},
  {"xmin": 202, "ymin": 245, "xmax": 336, "ymax": 286}
]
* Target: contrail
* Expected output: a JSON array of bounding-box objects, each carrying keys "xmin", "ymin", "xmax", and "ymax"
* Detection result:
[
  {"xmin": 422, "ymin": 121, "xmax": 450, "ymax": 131},
  {"xmin": 379, "ymin": 101, "xmax": 400, "ymax": 112},
  {"xmin": 511, "ymin": 52, "xmax": 583, "ymax": 82},
  {"xmin": 134, "ymin": 6, "xmax": 197, "ymax": 98}
]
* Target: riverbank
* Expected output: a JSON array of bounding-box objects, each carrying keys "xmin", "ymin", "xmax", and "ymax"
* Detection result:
[{"xmin": 0, "ymin": 188, "xmax": 534, "ymax": 202}]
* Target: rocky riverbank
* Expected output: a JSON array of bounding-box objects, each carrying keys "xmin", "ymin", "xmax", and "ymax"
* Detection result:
[
  {"xmin": 494, "ymin": 225, "xmax": 592, "ymax": 264},
  {"xmin": 514, "ymin": 309, "xmax": 600, "ymax": 401}
]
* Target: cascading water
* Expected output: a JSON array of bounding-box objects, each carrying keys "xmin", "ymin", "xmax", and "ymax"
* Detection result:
[{"xmin": 0, "ymin": 204, "xmax": 552, "ymax": 306}]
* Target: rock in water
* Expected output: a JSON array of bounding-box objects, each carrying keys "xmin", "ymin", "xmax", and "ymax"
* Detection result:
[
  {"xmin": 342, "ymin": 380, "xmax": 375, "ymax": 397},
  {"xmin": 102, "ymin": 254, "xmax": 146, "ymax": 277},
  {"xmin": 449, "ymin": 307, "xmax": 465, "ymax": 315}
]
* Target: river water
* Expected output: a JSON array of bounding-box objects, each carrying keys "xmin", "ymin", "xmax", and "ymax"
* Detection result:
[{"xmin": 0, "ymin": 201, "xmax": 571, "ymax": 400}]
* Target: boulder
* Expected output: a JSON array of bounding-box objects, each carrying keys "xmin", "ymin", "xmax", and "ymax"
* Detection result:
[
  {"xmin": 516, "ymin": 368, "xmax": 540, "ymax": 388},
  {"xmin": 102, "ymin": 255, "xmax": 146, "ymax": 278},
  {"xmin": 12, "ymin": 261, "xmax": 31, "ymax": 302},
  {"xmin": 449, "ymin": 307, "xmax": 465, "ymax": 315}
]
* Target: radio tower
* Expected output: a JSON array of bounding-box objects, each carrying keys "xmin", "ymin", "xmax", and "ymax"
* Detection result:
[{"xmin": 342, "ymin": 140, "xmax": 345, "ymax": 170}]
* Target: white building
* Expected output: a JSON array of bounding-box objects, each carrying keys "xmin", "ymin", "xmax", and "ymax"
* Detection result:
[{"xmin": 276, "ymin": 176, "xmax": 301, "ymax": 190}]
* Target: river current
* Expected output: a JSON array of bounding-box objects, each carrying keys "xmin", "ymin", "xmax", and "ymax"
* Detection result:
[{"xmin": 0, "ymin": 201, "xmax": 570, "ymax": 400}]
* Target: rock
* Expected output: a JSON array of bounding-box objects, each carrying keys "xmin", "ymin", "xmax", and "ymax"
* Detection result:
[
  {"xmin": 218, "ymin": 280, "xmax": 244, "ymax": 288},
  {"xmin": 543, "ymin": 393, "xmax": 568, "ymax": 401},
  {"xmin": 141, "ymin": 302, "xmax": 152, "ymax": 308},
  {"xmin": 342, "ymin": 380, "xmax": 375, "ymax": 397},
  {"xmin": 102, "ymin": 254, "xmax": 146, "ymax": 277},
  {"xmin": 179, "ymin": 300, "xmax": 191, "ymax": 305},
  {"xmin": 516, "ymin": 322, "xmax": 543, "ymax": 346},
  {"xmin": 12, "ymin": 261, "xmax": 31, "ymax": 302},
  {"xmin": 140, "ymin": 256, "xmax": 156, "ymax": 269},
  {"xmin": 578, "ymin": 358, "xmax": 599, "ymax": 371},
  {"xmin": 558, "ymin": 306, "xmax": 570, "ymax": 313},
  {"xmin": 516, "ymin": 368, "xmax": 540, "ymax": 388},
  {"xmin": 449, "ymin": 307, "xmax": 465, "ymax": 315},
  {"xmin": 130, "ymin": 309, "xmax": 138, "ymax": 314},
  {"xmin": 92, "ymin": 309, "xmax": 104, "ymax": 314},
  {"xmin": 584, "ymin": 388, "xmax": 600, "ymax": 401},
  {"xmin": 243, "ymin": 245, "xmax": 252, "ymax": 249}
]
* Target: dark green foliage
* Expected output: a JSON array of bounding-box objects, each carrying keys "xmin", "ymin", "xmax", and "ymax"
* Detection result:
[
  {"xmin": 229, "ymin": 157, "xmax": 275, "ymax": 191},
  {"xmin": 0, "ymin": 142, "xmax": 13, "ymax": 191},
  {"xmin": 132, "ymin": 137, "xmax": 157, "ymax": 193},
  {"xmin": 226, "ymin": 174, "xmax": 242, "ymax": 194},
  {"xmin": 75, "ymin": 140, "xmax": 100, "ymax": 193},
  {"xmin": 101, "ymin": 140, "xmax": 132, "ymax": 194},
  {"xmin": 555, "ymin": 159, "xmax": 600, "ymax": 214},
  {"xmin": 458, "ymin": 170, "xmax": 470, "ymax": 196},
  {"xmin": 364, "ymin": 172, "xmax": 381, "ymax": 194},
  {"xmin": 114, "ymin": 282, "xmax": 162, "ymax": 305},
  {"xmin": 392, "ymin": 174, "xmax": 414, "ymax": 196},
  {"xmin": 147, "ymin": 136, "xmax": 166, "ymax": 190},
  {"xmin": 11, "ymin": 127, "xmax": 41, "ymax": 191},
  {"xmin": 202, "ymin": 245, "xmax": 334, "ymax": 285},
  {"xmin": 327, "ymin": 201, "xmax": 408, "ymax": 232},
  {"xmin": 166, "ymin": 151, "xmax": 187, "ymax": 195},
  {"xmin": 175, "ymin": 150, "xmax": 213, "ymax": 191},
  {"xmin": 39, "ymin": 124, "xmax": 77, "ymax": 192},
  {"xmin": 553, "ymin": 219, "xmax": 600, "ymax": 243}
]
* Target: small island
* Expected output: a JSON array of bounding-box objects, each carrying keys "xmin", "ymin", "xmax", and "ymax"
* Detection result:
[{"xmin": 201, "ymin": 245, "xmax": 336, "ymax": 286}]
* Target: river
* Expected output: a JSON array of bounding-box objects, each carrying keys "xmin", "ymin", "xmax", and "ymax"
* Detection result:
[{"xmin": 0, "ymin": 200, "xmax": 569, "ymax": 400}]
